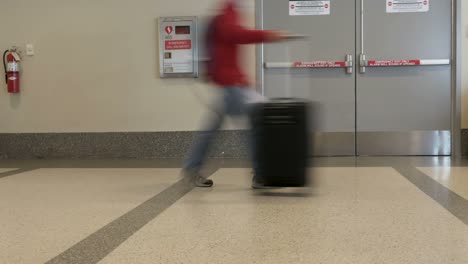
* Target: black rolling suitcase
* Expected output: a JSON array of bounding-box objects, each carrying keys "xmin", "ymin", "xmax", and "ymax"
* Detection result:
[{"xmin": 251, "ymin": 98, "xmax": 309, "ymax": 187}]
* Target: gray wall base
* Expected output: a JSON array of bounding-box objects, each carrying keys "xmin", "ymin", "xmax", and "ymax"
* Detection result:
[
  {"xmin": 0, "ymin": 131, "xmax": 249, "ymax": 160},
  {"xmin": 462, "ymin": 129, "xmax": 468, "ymax": 156},
  {"xmin": 1, "ymin": 130, "xmax": 467, "ymax": 159}
]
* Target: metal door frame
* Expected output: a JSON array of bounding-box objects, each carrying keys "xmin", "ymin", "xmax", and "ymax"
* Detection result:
[
  {"xmin": 255, "ymin": 0, "xmax": 463, "ymax": 157},
  {"xmin": 452, "ymin": 0, "xmax": 462, "ymax": 158}
]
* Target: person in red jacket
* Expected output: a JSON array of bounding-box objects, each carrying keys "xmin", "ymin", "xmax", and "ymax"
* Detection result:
[{"xmin": 183, "ymin": 0, "xmax": 288, "ymax": 188}]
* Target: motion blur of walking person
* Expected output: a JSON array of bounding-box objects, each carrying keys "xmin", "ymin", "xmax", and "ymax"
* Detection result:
[{"xmin": 182, "ymin": 0, "xmax": 289, "ymax": 188}]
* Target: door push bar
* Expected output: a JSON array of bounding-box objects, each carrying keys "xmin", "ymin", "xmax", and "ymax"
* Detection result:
[
  {"xmin": 359, "ymin": 56, "xmax": 451, "ymax": 73},
  {"xmin": 264, "ymin": 55, "xmax": 354, "ymax": 74}
]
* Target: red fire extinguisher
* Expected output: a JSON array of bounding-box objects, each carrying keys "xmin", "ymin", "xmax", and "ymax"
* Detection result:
[{"xmin": 2, "ymin": 48, "xmax": 21, "ymax": 93}]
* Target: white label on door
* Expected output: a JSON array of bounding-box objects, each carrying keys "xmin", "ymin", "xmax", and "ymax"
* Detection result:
[
  {"xmin": 386, "ymin": 0, "xmax": 429, "ymax": 13},
  {"xmin": 289, "ymin": 1, "xmax": 330, "ymax": 16}
]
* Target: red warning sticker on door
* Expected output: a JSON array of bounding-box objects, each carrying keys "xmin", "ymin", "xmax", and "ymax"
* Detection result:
[
  {"xmin": 367, "ymin": 60, "xmax": 421, "ymax": 66},
  {"xmin": 165, "ymin": 40, "xmax": 192, "ymax": 50},
  {"xmin": 386, "ymin": 0, "xmax": 429, "ymax": 13},
  {"xmin": 294, "ymin": 61, "xmax": 346, "ymax": 68}
]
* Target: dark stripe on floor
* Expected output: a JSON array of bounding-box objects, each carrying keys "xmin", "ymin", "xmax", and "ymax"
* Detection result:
[
  {"xmin": 45, "ymin": 167, "xmax": 219, "ymax": 264},
  {"xmin": 0, "ymin": 168, "xmax": 37, "ymax": 179},
  {"xmin": 394, "ymin": 165, "xmax": 468, "ymax": 226}
]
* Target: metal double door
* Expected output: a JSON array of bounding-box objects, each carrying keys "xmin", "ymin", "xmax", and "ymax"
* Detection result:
[{"xmin": 257, "ymin": 0, "xmax": 452, "ymax": 156}]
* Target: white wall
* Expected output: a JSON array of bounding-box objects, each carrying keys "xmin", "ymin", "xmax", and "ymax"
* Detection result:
[
  {"xmin": 0, "ymin": 0, "xmax": 256, "ymax": 133},
  {"xmin": 462, "ymin": 0, "xmax": 468, "ymax": 128},
  {"xmin": 0, "ymin": 1, "xmax": 467, "ymax": 132}
]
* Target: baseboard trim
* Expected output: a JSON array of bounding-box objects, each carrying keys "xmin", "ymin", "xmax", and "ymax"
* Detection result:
[
  {"xmin": 0, "ymin": 131, "xmax": 249, "ymax": 160},
  {"xmin": 462, "ymin": 129, "xmax": 468, "ymax": 156},
  {"xmin": 1, "ymin": 130, "xmax": 467, "ymax": 159}
]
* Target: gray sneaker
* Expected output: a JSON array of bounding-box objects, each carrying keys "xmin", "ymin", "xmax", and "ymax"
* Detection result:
[{"xmin": 182, "ymin": 169, "xmax": 214, "ymax": 188}]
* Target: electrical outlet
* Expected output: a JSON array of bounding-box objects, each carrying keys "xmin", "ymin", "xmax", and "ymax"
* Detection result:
[{"xmin": 26, "ymin": 44, "xmax": 34, "ymax": 56}]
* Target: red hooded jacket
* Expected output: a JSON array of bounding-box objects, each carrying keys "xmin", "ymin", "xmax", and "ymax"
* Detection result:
[{"xmin": 207, "ymin": 1, "xmax": 271, "ymax": 87}]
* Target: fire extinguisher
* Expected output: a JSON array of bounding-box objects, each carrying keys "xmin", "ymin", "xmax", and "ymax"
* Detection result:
[{"xmin": 2, "ymin": 48, "xmax": 21, "ymax": 93}]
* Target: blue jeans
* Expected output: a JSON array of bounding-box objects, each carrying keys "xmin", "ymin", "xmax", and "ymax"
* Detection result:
[{"xmin": 184, "ymin": 87, "xmax": 259, "ymax": 176}]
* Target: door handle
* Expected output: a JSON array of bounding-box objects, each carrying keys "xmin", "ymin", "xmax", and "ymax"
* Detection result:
[
  {"xmin": 359, "ymin": 58, "xmax": 450, "ymax": 73},
  {"xmin": 264, "ymin": 55, "xmax": 353, "ymax": 74}
]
